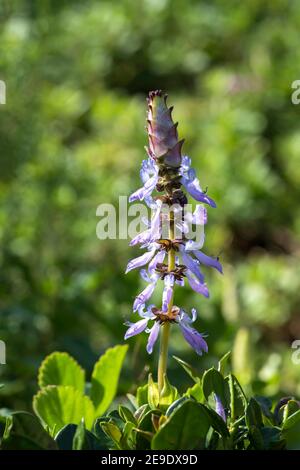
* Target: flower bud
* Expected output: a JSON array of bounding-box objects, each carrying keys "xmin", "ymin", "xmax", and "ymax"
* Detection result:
[{"xmin": 147, "ymin": 90, "xmax": 183, "ymax": 168}]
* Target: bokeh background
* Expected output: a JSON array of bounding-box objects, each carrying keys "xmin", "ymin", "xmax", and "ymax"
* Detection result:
[{"xmin": 1, "ymin": 0, "xmax": 300, "ymax": 410}]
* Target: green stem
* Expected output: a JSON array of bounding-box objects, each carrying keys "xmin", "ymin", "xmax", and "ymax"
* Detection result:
[
  {"xmin": 157, "ymin": 321, "xmax": 170, "ymax": 393},
  {"xmin": 158, "ymin": 211, "xmax": 175, "ymax": 394}
]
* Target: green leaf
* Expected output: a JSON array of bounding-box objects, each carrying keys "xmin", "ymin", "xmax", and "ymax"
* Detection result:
[
  {"xmin": 90, "ymin": 345, "xmax": 128, "ymax": 417},
  {"xmin": 282, "ymin": 408, "xmax": 300, "ymax": 430},
  {"xmin": 147, "ymin": 374, "xmax": 159, "ymax": 409},
  {"xmin": 118, "ymin": 405, "xmax": 136, "ymax": 425},
  {"xmin": 173, "ymin": 356, "xmax": 200, "ymax": 383},
  {"xmin": 1, "ymin": 412, "xmax": 57, "ymax": 450},
  {"xmin": 107, "ymin": 409, "xmax": 125, "ymax": 428},
  {"xmin": 119, "ymin": 421, "xmax": 136, "ymax": 450},
  {"xmin": 282, "ymin": 400, "xmax": 300, "ymax": 424},
  {"xmin": 136, "ymin": 384, "xmax": 148, "ymax": 407},
  {"xmin": 72, "ymin": 420, "xmax": 86, "ymax": 450},
  {"xmin": 260, "ymin": 427, "xmax": 285, "ymax": 450},
  {"xmin": 135, "ymin": 409, "xmax": 162, "ymax": 450},
  {"xmin": 281, "ymin": 409, "xmax": 300, "ymax": 450},
  {"xmin": 218, "ymin": 351, "xmax": 231, "ymax": 376},
  {"xmin": 159, "ymin": 374, "xmax": 179, "ymax": 410},
  {"xmin": 134, "ymin": 404, "xmax": 150, "ymax": 423},
  {"xmin": 227, "ymin": 374, "xmax": 247, "ymax": 422},
  {"xmin": 246, "ymin": 398, "xmax": 263, "ymax": 429},
  {"xmin": 248, "ymin": 425, "xmax": 264, "ymax": 450},
  {"xmin": 55, "ymin": 424, "xmax": 77, "ymax": 450},
  {"xmin": 166, "ymin": 397, "xmax": 189, "ymax": 417},
  {"xmin": 202, "ymin": 367, "xmax": 229, "ymax": 408},
  {"xmin": 38, "ymin": 352, "xmax": 85, "ymax": 394},
  {"xmin": 185, "ymin": 382, "xmax": 204, "ymax": 402},
  {"xmin": 93, "ymin": 418, "xmax": 115, "ymax": 449},
  {"xmin": 0, "ymin": 415, "xmax": 6, "ymax": 441},
  {"xmin": 72, "ymin": 420, "xmax": 105, "ymax": 450},
  {"xmin": 55, "ymin": 421, "xmax": 109, "ymax": 450},
  {"xmin": 33, "ymin": 385, "xmax": 95, "ymax": 435},
  {"xmin": 126, "ymin": 393, "xmax": 138, "ymax": 409},
  {"xmin": 151, "ymin": 400, "xmax": 211, "ymax": 450},
  {"xmin": 100, "ymin": 421, "xmax": 122, "ymax": 448},
  {"xmin": 248, "ymin": 425, "xmax": 285, "ymax": 450},
  {"xmin": 204, "ymin": 407, "xmax": 230, "ymax": 438},
  {"xmin": 254, "ymin": 396, "xmax": 273, "ymax": 421}
]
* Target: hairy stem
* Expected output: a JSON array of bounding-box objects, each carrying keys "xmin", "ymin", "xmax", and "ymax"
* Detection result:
[{"xmin": 158, "ymin": 209, "xmax": 175, "ymax": 394}]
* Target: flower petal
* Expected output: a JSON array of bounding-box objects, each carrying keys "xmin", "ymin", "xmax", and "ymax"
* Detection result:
[
  {"xmin": 138, "ymin": 304, "xmax": 156, "ymax": 320},
  {"xmin": 149, "ymin": 199, "xmax": 162, "ymax": 239},
  {"xmin": 140, "ymin": 269, "xmax": 151, "ymax": 282},
  {"xmin": 180, "ymin": 155, "xmax": 192, "ymax": 173},
  {"xmin": 193, "ymin": 205, "xmax": 207, "ymax": 225},
  {"xmin": 179, "ymin": 307, "xmax": 197, "ymax": 324},
  {"xmin": 181, "ymin": 249, "xmax": 205, "ymax": 283},
  {"xmin": 146, "ymin": 321, "xmax": 160, "ymax": 354},
  {"xmin": 124, "ymin": 318, "xmax": 148, "ymax": 340},
  {"xmin": 133, "ymin": 281, "xmax": 157, "ymax": 312},
  {"xmin": 129, "ymin": 171, "xmax": 158, "ymax": 202},
  {"xmin": 148, "ymin": 250, "xmax": 166, "ymax": 274},
  {"xmin": 185, "ymin": 233, "xmax": 205, "ymax": 252},
  {"xmin": 179, "ymin": 323, "xmax": 208, "ymax": 355},
  {"xmin": 140, "ymin": 158, "xmax": 157, "ymax": 184},
  {"xmin": 181, "ymin": 175, "xmax": 216, "ymax": 207},
  {"xmin": 186, "ymin": 271, "xmax": 209, "ymax": 297},
  {"xmin": 125, "ymin": 247, "xmax": 157, "ymax": 273},
  {"xmin": 129, "ymin": 229, "xmax": 151, "ymax": 246},
  {"xmin": 193, "ymin": 251, "xmax": 223, "ymax": 274},
  {"xmin": 215, "ymin": 394, "xmax": 226, "ymax": 422}
]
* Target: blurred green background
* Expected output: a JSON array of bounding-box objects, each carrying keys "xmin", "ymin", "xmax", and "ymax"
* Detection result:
[{"xmin": 1, "ymin": 0, "xmax": 300, "ymax": 410}]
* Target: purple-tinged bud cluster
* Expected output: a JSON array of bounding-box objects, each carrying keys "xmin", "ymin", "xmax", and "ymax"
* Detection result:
[
  {"xmin": 147, "ymin": 91, "xmax": 183, "ymax": 168},
  {"xmin": 125, "ymin": 90, "xmax": 222, "ymax": 356}
]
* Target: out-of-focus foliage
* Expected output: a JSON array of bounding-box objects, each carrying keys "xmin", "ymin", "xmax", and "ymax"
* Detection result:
[
  {"xmin": 0, "ymin": 0, "xmax": 300, "ymax": 410},
  {"xmin": 2, "ymin": 350, "xmax": 300, "ymax": 450}
]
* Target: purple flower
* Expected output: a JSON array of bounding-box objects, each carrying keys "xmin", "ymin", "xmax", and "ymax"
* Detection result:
[
  {"xmin": 148, "ymin": 250, "xmax": 166, "ymax": 274},
  {"xmin": 124, "ymin": 305, "xmax": 160, "ymax": 354},
  {"xmin": 124, "ymin": 318, "xmax": 149, "ymax": 339},
  {"xmin": 146, "ymin": 321, "xmax": 160, "ymax": 354},
  {"xmin": 193, "ymin": 250, "xmax": 223, "ymax": 274},
  {"xmin": 178, "ymin": 245, "xmax": 209, "ymax": 297},
  {"xmin": 180, "ymin": 156, "xmax": 216, "ymax": 208},
  {"xmin": 133, "ymin": 271, "xmax": 160, "ymax": 312},
  {"xmin": 129, "ymin": 158, "xmax": 158, "ymax": 203},
  {"xmin": 185, "ymin": 271, "xmax": 209, "ymax": 297},
  {"xmin": 124, "ymin": 305, "xmax": 207, "ymax": 356},
  {"xmin": 178, "ymin": 244, "xmax": 222, "ymax": 297},
  {"xmin": 214, "ymin": 394, "xmax": 226, "ymax": 422},
  {"xmin": 177, "ymin": 308, "xmax": 208, "ymax": 355},
  {"xmin": 183, "ymin": 205, "xmax": 207, "ymax": 227},
  {"xmin": 180, "ymin": 248, "xmax": 205, "ymax": 283},
  {"xmin": 125, "ymin": 244, "xmax": 158, "ymax": 274},
  {"xmin": 129, "ymin": 199, "xmax": 162, "ymax": 247}
]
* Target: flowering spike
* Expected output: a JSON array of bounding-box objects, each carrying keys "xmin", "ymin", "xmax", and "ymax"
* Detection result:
[{"xmin": 125, "ymin": 91, "xmax": 221, "ymax": 384}]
